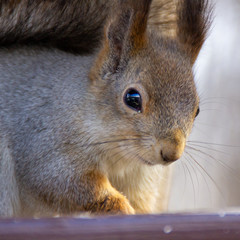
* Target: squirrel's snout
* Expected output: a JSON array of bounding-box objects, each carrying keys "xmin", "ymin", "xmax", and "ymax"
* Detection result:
[
  {"xmin": 159, "ymin": 133, "xmax": 186, "ymax": 164},
  {"xmin": 160, "ymin": 147, "xmax": 181, "ymax": 163}
]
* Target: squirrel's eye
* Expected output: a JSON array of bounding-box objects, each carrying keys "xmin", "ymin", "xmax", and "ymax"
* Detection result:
[
  {"xmin": 124, "ymin": 88, "xmax": 142, "ymax": 113},
  {"xmin": 195, "ymin": 107, "xmax": 200, "ymax": 118}
]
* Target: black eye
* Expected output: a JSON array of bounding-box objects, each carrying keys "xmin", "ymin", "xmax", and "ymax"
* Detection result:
[
  {"xmin": 124, "ymin": 88, "xmax": 142, "ymax": 112},
  {"xmin": 195, "ymin": 107, "xmax": 200, "ymax": 118}
]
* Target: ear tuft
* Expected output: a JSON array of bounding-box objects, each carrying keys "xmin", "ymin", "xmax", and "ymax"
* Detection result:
[
  {"xmin": 124, "ymin": 0, "xmax": 153, "ymax": 47},
  {"xmin": 177, "ymin": 0, "xmax": 212, "ymax": 64},
  {"xmin": 104, "ymin": 0, "xmax": 152, "ymax": 72}
]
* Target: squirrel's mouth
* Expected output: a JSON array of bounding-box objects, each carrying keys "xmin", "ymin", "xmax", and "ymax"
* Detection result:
[{"xmin": 135, "ymin": 152, "xmax": 169, "ymax": 166}]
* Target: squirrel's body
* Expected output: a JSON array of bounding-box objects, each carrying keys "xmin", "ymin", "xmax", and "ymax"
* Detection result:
[
  {"xmin": 0, "ymin": 0, "xmax": 210, "ymax": 217},
  {"xmin": 0, "ymin": 47, "xmax": 169, "ymax": 216}
]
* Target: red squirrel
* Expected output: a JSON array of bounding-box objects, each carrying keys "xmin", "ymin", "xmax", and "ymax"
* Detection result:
[{"xmin": 0, "ymin": 0, "xmax": 210, "ymax": 217}]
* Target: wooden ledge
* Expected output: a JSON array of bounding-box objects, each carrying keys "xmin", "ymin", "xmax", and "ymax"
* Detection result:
[{"xmin": 0, "ymin": 213, "xmax": 240, "ymax": 240}]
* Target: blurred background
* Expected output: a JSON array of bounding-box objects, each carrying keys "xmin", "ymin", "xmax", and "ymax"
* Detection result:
[{"xmin": 169, "ymin": 0, "xmax": 240, "ymax": 212}]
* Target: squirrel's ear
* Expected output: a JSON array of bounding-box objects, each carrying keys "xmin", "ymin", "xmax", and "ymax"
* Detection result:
[
  {"xmin": 102, "ymin": 0, "xmax": 152, "ymax": 72},
  {"xmin": 177, "ymin": 0, "xmax": 211, "ymax": 64}
]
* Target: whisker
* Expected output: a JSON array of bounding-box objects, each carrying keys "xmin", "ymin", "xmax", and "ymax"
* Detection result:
[
  {"xmin": 76, "ymin": 134, "xmax": 152, "ymax": 148},
  {"xmin": 186, "ymin": 145, "xmax": 232, "ymax": 171},
  {"xmin": 187, "ymin": 140, "xmax": 240, "ymax": 148},
  {"xmin": 126, "ymin": 145, "xmax": 149, "ymax": 169},
  {"xmin": 98, "ymin": 134, "xmax": 153, "ymax": 170},
  {"xmin": 192, "ymin": 125, "xmax": 212, "ymax": 137},
  {"xmin": 200, "ymin": 96, "xmax": 228, "ymax": 101},
  {"xmin": 199, "ymin": 101, "xmax": 224, "ymax": 106},
  {"xmin": 183, "ymin": 158, "xmax": 196, "ymax": 206},
  {"xmin": 109, "ymin": 144, "xmax": 143, "ymax": 169},
  {"xmin": 187, "ymin": 143, "xmax": 229, "ymax": 155},
  {"xmin": 186, "ymin": 145, "xmax": 240, "ymax": 184},
  {"xmin": 195, "ymin": 122, "xmax": 227, "ymax": 129},
  {"xmin": 199, "ymin": 108, "xmax": 222, "ymax": 113},
  {"xmin": 110, "ymin": 145, "xmax": 137, "ymax": 166},
  {"xmin": 80, "ymin": 138, "xmax": 141, "ymax": 147},
  {"xmin": 185, "ymin": 150, "xmax": 226, "ymax": 205},
  {"xmin": 180, "ymin": 160, "xmax": 187, "ymax": 198},
  {"xmin": 184, "ymin": 152, "xmax": 212, "ymax": 205},
  {"xmin": 185, "ymin": 155, "xmax": 200, "ymax": 197}
]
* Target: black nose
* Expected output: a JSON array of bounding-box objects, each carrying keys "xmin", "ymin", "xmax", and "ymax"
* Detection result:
[
  {"xmin": 159, "ymin": 130, "xmax": 185, "ymax": 164},
  {"xmin": 161, "ymin": 150, "xmax": 178, "ymax": 163}
]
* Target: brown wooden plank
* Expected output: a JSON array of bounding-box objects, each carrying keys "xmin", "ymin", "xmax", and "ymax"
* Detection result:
[{"xmin": 0, "ymin": 214, "xmax": 240, "ymax": 240}]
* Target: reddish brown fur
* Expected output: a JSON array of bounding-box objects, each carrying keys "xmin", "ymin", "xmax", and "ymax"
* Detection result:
[
  {"xmin": 35, "ymin": 170, "xmax": 134, "ymax": 215},
  {"xmin": 127, "ymin": 0, "xmax": 152, "ymax": 51}
]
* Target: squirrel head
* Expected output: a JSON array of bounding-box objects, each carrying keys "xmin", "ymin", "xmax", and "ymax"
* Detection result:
[{"xmin": 89, "ymin": 0, "xmax": 210, "ymax": 166}]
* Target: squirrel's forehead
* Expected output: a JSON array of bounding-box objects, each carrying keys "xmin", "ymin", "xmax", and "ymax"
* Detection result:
[
  {"xmin": 128, "ymin": 57, "xmax": 193, "ymax": 85},
  {"xmin": 122, "ymin": 47, "xmax": 194, "ymax": 93},
  {"xmin": 133, "ymin": 47, "xmax": 191, "ymax": 74}
]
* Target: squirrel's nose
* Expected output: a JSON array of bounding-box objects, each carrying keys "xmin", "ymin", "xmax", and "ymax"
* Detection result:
[
  {"xmin": 159, "ymin": 134, "xmax": 185, "ymax": 163},
  {"xmin": 160, "ymin": 148, "xmax": 180, "ymax": 163}
]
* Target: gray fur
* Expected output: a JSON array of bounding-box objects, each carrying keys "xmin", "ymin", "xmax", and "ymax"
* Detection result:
[{"xmin": 0, "ymin": 48, "xmax": 96, "ymax": 215}]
